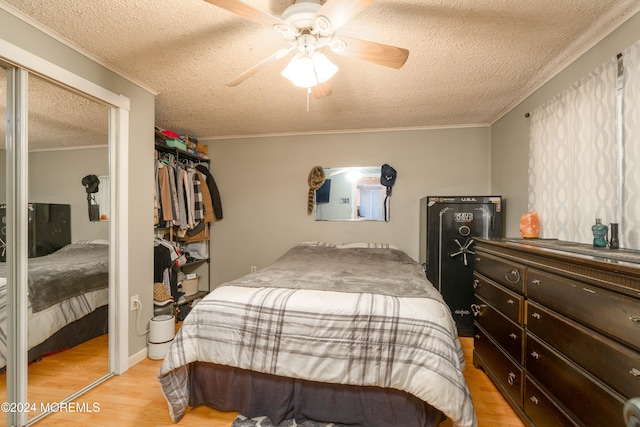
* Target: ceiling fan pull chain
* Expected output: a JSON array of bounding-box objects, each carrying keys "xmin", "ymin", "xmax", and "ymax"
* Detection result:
[{"xmin": 307, "ymin": 87, "xmax": 311, "ymax": 112}]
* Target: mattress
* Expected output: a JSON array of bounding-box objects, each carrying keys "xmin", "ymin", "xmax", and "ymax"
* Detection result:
[
  {"xmin": 159, "ymin": 242, "xmax": 477, "ymax": 427},
  {"xmin": 0, "ymin": 241, "xmax": 110, "ymax": 369}
]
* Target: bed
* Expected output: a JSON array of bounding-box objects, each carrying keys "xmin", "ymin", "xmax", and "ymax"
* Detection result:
[
  {"xmin": 0, "ymin": 241, "xmax": 110, "ymax": 370},
  {"xmin": 159, "ymin": 242, "xmax": 477, "ymax": 427}
]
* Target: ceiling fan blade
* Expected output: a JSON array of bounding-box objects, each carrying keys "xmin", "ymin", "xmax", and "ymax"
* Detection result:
[
  {"xmin": 226, "ymin": 48, "xmax": 294, "ymax": 87},
  {"xmin": 205, "ymin": 0, "xmax": 291, "ymax": 28},
  {"xmin": 315, "ymin": 0, "xmax": 374, "ymax": 33},
  {"xmin": 312, "ymin": 82, "xmax": 332, "ymax": 99},
  {"xmin": 335, "ymin": 36, "xmax": 409, "ymax": 69}
]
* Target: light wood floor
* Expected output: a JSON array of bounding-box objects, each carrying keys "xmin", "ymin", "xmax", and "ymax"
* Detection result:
[{"xmin": 29, "ymin": 336, "xmax": 524, "ymax": 427}]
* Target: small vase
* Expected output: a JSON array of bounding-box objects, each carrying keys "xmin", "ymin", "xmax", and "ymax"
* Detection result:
[{"xmin": 592, "ymin": 218, "xmax": 608, "ymax": 248}]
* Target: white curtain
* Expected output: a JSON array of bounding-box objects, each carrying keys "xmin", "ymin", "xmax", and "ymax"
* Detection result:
[
  {"xmin": 622, "ymin": 40, "xmax": 640, "ymax": 248},
  {"xmin": 529, "ymin": 57, "xmax": 618, "ymax": 244}
]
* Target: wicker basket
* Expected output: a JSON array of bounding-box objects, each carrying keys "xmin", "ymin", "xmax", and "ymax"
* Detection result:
[{"xmin": 181, "ymin": 277, "xmax": 199, "ymax": 296}]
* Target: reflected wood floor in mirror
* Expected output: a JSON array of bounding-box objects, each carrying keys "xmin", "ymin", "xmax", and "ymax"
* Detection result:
[
  {"xmin": 0, "ymin": 334, "xmax": 109, "ymax": 422},
  {"xmin": 33, "ymin": 337, "xmax": 523, "ymax": 427}
]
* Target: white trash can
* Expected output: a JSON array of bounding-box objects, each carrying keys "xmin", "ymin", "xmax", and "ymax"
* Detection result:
[{"xmin": 148, "ymin": 314, "xmax": 175, "ymax": 360}]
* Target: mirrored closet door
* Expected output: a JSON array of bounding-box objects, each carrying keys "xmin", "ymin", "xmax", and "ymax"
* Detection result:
[
  {"xmin": 25, "ymin": 74, "xmax": 111, "ymax": 423},
  {"xmin": 1, "ymin": 62, "xmax": 7, "ymax": 427},
  {"xmin": 1, "ymin": 62, "xmax": 114, "ymax": 426}
]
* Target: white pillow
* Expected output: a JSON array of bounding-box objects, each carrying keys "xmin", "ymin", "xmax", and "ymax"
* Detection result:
[
  {"xmin": 337, "ymin": 242, "xmax": 400, "ymax": 250},
  {"xmin": 74, "ymin": 239, "xmax": 110, "ymax": 245}
]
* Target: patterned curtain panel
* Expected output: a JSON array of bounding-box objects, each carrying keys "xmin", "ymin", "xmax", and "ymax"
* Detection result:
[
  {"xmin": 529, "ymin": 58, "xmax": 617, "ymax": 244},
  {"xmin": 622, "ymin": 40, "xmax": 640, "ymax": 248}
]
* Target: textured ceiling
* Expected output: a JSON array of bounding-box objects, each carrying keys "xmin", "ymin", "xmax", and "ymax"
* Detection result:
[{"xmin": 2, "ymin": 0, "xmax": 640, "ymax": 144}]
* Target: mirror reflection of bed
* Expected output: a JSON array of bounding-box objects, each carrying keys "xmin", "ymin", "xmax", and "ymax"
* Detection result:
[{"xmin": 0, "ymin": 71, "xmax": 111, "ymax": 424}]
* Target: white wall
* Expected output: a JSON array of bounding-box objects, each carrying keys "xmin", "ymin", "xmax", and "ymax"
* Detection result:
[
  {"xmin": 491, "ymin": 10, "xmax": 640, "ymax": 238},
  {"xmin": 206, "ymin": 126, "xmax": 492, "ymax": 286}
]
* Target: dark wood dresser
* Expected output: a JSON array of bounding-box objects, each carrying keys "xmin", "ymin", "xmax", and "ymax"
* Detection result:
[{"xmin": 472, "ymin": 238, "xmax": 640, "ymax": 427}]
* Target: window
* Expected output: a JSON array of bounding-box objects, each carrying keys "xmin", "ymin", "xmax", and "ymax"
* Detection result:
[{"xmin": 528, "ymin": 38, "xmax": 640, "ymax": 249}]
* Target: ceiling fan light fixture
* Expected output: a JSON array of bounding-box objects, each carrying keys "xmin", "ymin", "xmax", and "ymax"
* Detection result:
[
  {"xmin": 312, "ymin": 52, "xmax": 338, "ymax": 83},
  {"xmin": 281, "ymin": 52, "xmax": 338, "ymax": 89},
  {"xmin": 282, "ymin": 54, "xmax": 317, "ymax": 88}
]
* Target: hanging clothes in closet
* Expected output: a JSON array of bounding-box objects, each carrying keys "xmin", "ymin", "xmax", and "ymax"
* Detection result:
[
  {"xmin": 154, "ymin": 237, "xmax": 181, "ymax": 299},
  {"xmin": 154, "ymin": 150, "xmax": 217, "ymax": 242}
]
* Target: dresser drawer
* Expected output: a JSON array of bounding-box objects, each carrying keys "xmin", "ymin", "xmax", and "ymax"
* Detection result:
[
  {"xmin": 473, "ymin": 272, "xmax": 523, "ymax": 324},
  {"xmin": 524, "ymin": 375, "xmax": 579, "ymax": 427},
  {"xmin": 527, "ymin": 268, "xmax": 640, "ymax": 351},
  {"xmin": 474, "ymin": 250, "xmax": 526, "ymax": 293},
  {"xmin": 474, "ymin": 323, "xmax": 523, "ymax": 404},
  {"xmin": 526, "ymin": 334, "xmax": 626, "ymax": 427},
  {"xmin": 527, "ymin": 301, "xmax": 640, "ymax": 399},
  {"xmin": 474, "ymin": 295, "xmax": 523, "ymax": 364}
]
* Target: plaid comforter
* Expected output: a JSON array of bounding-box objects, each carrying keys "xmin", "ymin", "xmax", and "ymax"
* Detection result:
[{"xmin": 158, "ymin": 243, "xmax": 477, "ymax": 427}]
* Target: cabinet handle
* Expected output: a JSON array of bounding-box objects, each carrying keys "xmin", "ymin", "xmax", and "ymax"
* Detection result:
[
  {"xmin": 630, "ymin": 368, "xmax": 640, "ymax": 377},
  {"xmin": 507, "ymin": 372, "xmax": 516, "ymax": 385},
  {"xmin": 509, "ymin": 333, "xmax": 518, "ymax": 340},
  {"xmin": 529, "ymin": 396, "xmax": 539, "ymax": 405},
  {"xmin": 505, "ymin": 269, "xmax": 521, "ymax": 284},
  {"xmin": 531, "ymin": 312, "xmax": 541, "ymax": 320},
  {"xmin": 471, "ymin": 304, "xmax": 481, "ymax": 317},
  {"xmin": 473, "ymin": 279, "xmax": 480, "ymax": 289},
  {"xmin": 506, "ymin": 298, "xmax": 514, "ymax": 305},
  {"xmin": 531, "ymin": 279, "xmax": 541, "ymax": 285},
  {"xmin": 531, "ymin": 351, "xmax": 540, "ymax": 359},
  {"xmin": 630, "ymin": 316, "xmax": 640, "ymax": 323}
]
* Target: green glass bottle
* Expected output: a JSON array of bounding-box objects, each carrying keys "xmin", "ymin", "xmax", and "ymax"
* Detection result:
[{"xmin": 592, "ymin": 218, "xmax": 608, "ymax": 248}]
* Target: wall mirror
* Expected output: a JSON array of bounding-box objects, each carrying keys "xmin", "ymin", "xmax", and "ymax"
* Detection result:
[
  {"xmin": 0, "ymin": 67, "xmax": 110, "ymax": 426},
  {"xmin": 315, "ymin": 166, "xmax": 386, "ymax": 221}
]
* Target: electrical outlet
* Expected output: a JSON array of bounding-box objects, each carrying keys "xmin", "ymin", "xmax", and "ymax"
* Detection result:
[
  {"xmin": 250, "ymin": 266, "xmax": 257, "ymax": 273},
  {"xmin": 130, "ymin": 295, "xmax": 139, "ymax": 311}
]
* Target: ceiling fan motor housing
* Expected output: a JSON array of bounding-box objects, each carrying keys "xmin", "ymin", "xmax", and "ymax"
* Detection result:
[{"xmin": 282, "ymin": 0, "xmax": 322, "ymax": 30}]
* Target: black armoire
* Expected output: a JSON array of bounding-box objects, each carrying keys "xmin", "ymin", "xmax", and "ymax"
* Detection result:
[{"xmin": 419, "ymin": 196, "xmax": 503, "ymax": 336}]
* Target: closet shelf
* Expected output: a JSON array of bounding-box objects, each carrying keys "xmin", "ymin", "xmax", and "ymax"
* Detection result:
[
  {"xmin": 181, "ymin": 259, "xmax": 208, "ymax": 268},
  {"xmin": 155, "ymin": 141, "xmax": 209, "ymax": 163},
  {"xmin": 176, "ymin": 291, "xmax": 207, "ymax": 307}
]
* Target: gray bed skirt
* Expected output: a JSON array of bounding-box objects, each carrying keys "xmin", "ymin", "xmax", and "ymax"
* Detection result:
[{"xmin": 188, "ymin": 362, "xmax": 446, "ymax": 427}]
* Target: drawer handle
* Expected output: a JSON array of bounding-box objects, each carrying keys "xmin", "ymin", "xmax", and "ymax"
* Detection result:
[
  {"xmin": 531, "ymin": 279, "xmax": 541, "ymax": 285},
  {"xmin": 471, "ymin": 304, "xmax": 481, "ymax": 317},
  {"xmin": 631, "ymin": 368, "xmax": 640, "ymax": 377},
  {"xmin": 506, "ymin": 298, "xmax": 514, "ymax": 305},
  {"xmin": 531, "ymin": 312, "xmax": 541, "ymax": 320},
  {"xmin": 509, "ymin": 333, "xmax": 518, "ymax": 340},
  {"xmin": 529, "ymin": 396, "xmax": 539, "ymax": 405},
  {"xmin": 531, "ymin": 351, "xmax": 540, "ymax": 360},
  {"xmin": 505, "ymin": 269, "xmax": 521, "ymax": 284},
  {"xmin": 630, "ymin": 316, "xmax": 640, "ymax": 323},
  {"xmin": 507, "ymin": 372, "xmax": 516, "ymax": 385},
  {"xmin": 473, "ymin": 279, "xmax": 480, "ymax": 289}
]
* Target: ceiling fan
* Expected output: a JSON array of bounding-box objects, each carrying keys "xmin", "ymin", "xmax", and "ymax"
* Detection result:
[{"xmin": 205, "ymin": 0, "xmax": 410, "ymax": 98}]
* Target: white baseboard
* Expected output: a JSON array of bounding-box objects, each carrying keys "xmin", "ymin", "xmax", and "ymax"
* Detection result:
[{"xmin": 127, "ymin": 346, "xmax": 149, "ymax": 370}]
